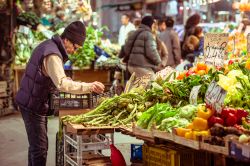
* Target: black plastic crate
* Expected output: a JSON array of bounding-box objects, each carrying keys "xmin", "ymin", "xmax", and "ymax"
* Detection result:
[
  {"xmin": 50, "ymin": 90, "xmax": 114, "ymax": 110},
  {"xmin": 50, "ymin": 92, "xmax": 92, "ymax": 110}
]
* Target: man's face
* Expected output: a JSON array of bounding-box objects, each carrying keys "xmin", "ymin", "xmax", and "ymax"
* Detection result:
[
  {"xmin": 159, "ymin": 22, "xmax": 166, "ymax": 32},
  {"xmin": 63, "ymin": 39, "xmax": 81, "ymax": 55},
  {"xmin": 121, "ymin": 15, "xmax": 129, "ymax": 25}
]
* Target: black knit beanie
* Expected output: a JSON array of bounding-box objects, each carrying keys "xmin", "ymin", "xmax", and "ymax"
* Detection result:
[
  {"xmin": 141, "ymin": 16, "xmax": 155, "ymax": 28},
  {"xmin": 61, "ymin": 21, "xmax": 86, "ymax": 46}
]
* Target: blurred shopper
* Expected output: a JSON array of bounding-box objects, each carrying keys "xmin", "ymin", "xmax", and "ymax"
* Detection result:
[
  {"xmin": 152, "ymin": 20, "xmax": 168, "ymax": 70},
  {"xmin": 182, "ymin": 14, "xmax": 201, "ymax": 45},
  {"xmin": 177, "ymin": 35, "xmax": 199, "ymax": 71},
  {"xmin": 158, "ymin": 18, "xmax": 167, "ymax": 32},
  {"xmin": 159, "ymin": 16, "xmax": 181, "ymax": 67},
  {"xmin": 120, "ymin": 16, "xmax": 161, "ymax": 77},
  {"xmin": 182, "ymin": 35, "xmax": 200, "ymax": 60},
  {"xmin": 176, "ymin": 53, "xmax": 195, "ymax": 71},
  {"xmin": 193, "ymin": 26, "xmax": 204, "ymax": 57},
  {"xmin": 15, "ymin": 21, "xmax": 105, "ymax": 166},
  {"xmin": 118, "ymin": 14, "xmax": 136, "ymax": 46}
]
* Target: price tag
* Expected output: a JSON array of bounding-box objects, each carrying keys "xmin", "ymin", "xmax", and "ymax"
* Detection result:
[
  {"xmin": 189, "ymin": 85, "xmax": 202, "ymax": 105},
  {"xmin": 205, "ymin": 80, "xmax": 227, "ymax": 113},
  {"xmin": 242, "ymin": 147, "xmax": 250, "ymax": 158},
  {"xmin": 18, "ymin": 25, "xmax": 31, "ymax": 35},
  {"xmin": 124, "ymin": 73, "xmax": 152, "ymax": 93},
  {"xmin": 156, "ymin": 66, "xmax": 176, "ymax": 80},
  {"xmin": 204, "ymin": 33, "xmax": 229, "ymax": 67}
]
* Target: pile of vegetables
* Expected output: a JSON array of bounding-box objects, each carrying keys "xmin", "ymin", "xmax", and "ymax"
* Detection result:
[
  {"xmin": 61, "ymin": 89, "xmax": 145, "ymax": 127},
  {"xmin": 60, "ymin": 57, "xmax": 250, "ymax": 151},
  {"xmin": 15, "ymin": 27, "xmax": 50, "ymax": 66},
  {"xmin": 17, "ymin": 12, "xmax": 40, "ymax": 29},
  {"xmin": 69, "ymin": 25, "xmax": 107, "ymax": 68}
]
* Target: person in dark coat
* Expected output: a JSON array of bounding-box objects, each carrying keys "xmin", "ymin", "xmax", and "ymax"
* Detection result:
[
  {"xmin": 121, "ymin": 16, "xmax": 161, "ymax": 77},
  {"xmin": 15, "ymin": 21, "xmax": 105, "ymax": 166}
]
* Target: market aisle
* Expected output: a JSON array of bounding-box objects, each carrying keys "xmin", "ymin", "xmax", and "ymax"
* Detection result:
[
  {"xmin": 0, "ymin": 112, "xmax": 144, "ymax": 166},
  {"xmin": 0, "ymin": 112, "xmax": 59, "ymax": 166}
]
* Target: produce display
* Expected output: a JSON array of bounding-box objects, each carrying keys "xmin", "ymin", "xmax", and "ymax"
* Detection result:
[
  {"xmin": 61, "ymin": 89, "xmax": 145, "ymax": 127},
  {"xmin": 14, "ymin": 26, "xmax": 50, "ymax": 66},
  {"xmin": 69, "ymin": 25, "xmax": 107, "ymax": 68},
  {"xmin": 227, "ymin": 33, "xmax": 247, "ymax": 58}
]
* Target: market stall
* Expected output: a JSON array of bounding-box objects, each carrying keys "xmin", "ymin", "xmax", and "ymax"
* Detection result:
[{"xmin": 55, "ymin": 28, "xmax": 250, "ymax": 165}]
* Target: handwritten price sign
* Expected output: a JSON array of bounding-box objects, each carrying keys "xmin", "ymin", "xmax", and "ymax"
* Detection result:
[
  {"xmin": 189, "ymin": 85, "xmax": 202, "ymax": 105},
  {"xmin": 156, "ymin": 66, "xmax": 176, "ymax": 80},
  {"xmin": 205, "ymin": 80, "xmax": 227, "ymax": 113},
  {"xmin": 204, "ymin": 33, "xmax": 229, "ymax": 67},
  {"xmin": 124, "ymin": 73, "xmax": 152, "ymax": 93}
]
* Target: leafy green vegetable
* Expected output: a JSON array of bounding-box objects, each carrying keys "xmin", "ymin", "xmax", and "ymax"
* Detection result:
[
  {"xmin": 69, "ymin": 25, "xmax": 108, "ymax": 68},
  {"xmin": 179, "ymin": 104, "xmax": 197, "ymax": 121}
]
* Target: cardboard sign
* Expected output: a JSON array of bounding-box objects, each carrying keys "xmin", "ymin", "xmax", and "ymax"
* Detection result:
[
  {"xmin": 156, "ymin": 66, "xmax": 176, "ymax": 80},
  {"xmin": 189, "ymin": 85, "xmax": 202, "ymax": 105},
  {"xmin": 205, "ymin": 80, "xmax": 227, "ymax": 113},
  {"xmin": 124, "ymin": 73, "xmax": 152, "ymax": 93},
  {"xmin": 18, "ymin": 25, "xmax": 31, "ymax": 35},
  {"xmin": 204, "ymin": 33, "xmax": 229, "ymax": 67}
]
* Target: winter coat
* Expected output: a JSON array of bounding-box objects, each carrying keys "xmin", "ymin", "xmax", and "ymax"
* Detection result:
[{"xmin": 123, "ymin": 24, "xmax": 161, "ymax": 70}]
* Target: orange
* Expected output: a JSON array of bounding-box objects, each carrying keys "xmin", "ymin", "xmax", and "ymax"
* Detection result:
[
  {"xmin": 197, "ymin": 63, "xmax": 207, "ymax": 71},
  {"xmin": 197, "ymin": 70, "xmax": 206, "ymax": 76},
  {"xmin": 177, "ymin": 72, "xmax": 186, "ymax": 80}
]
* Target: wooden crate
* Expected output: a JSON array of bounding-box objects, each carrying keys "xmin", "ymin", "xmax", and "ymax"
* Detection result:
[
  {"xmin": 200, "ymin": 136, "xmax": 229, "ymax": 155},
  {"xmin": 0, "ymin": 81, "xmax": 7, "ymax": 93}
]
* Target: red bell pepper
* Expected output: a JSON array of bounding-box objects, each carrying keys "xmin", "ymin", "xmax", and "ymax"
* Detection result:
[
  {"xmin": 236, "ymin": 109, "xmax": 249, "ymax": 124},
  {"xmin": 221, "ymin": 108, "xmax": 236, "ymax": 120},
  {"xmin": 208, "ymin": 116, "xmax": 224, "ymax": 127},
  {"xmin": 225, "ymin": 113, "xmax": 237, "ymax": 126},
  {"xmin": 186, "ymin": 70, "xmax": 195, "ymax": 77},
  {"xmin": 228, "ymin": 60, "xmax": 234, "ymax": 65}
]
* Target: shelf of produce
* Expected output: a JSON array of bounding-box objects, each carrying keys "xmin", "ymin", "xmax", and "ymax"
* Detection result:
[{"xmin": 13, "ymin": 65, "xmax": 112, "ymax": 96}]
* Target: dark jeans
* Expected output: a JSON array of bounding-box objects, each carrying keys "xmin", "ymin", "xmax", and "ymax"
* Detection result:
[{"xmin": 20, "ymin": 107, "xmax": 48, "ymax": 166}]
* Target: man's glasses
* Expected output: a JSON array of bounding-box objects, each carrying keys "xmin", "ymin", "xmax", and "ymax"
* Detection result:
[{"xmin": 73, "ymin": 43, "xmax": 81, "ymax": 51}]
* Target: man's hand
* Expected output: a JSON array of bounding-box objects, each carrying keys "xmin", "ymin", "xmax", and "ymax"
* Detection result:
[{"xmin": 90, "ymin": 81, "xmax": 105, "ymax": 94}]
